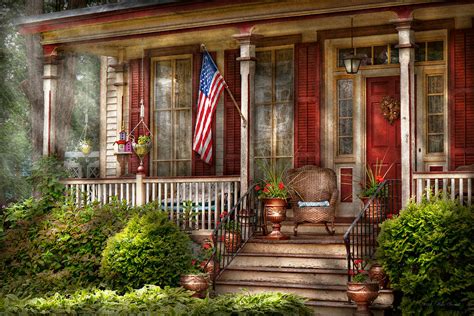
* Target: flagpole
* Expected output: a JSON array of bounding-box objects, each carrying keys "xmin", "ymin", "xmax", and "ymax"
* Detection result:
[{"xmin": 200, "ymin": 44, "xmax": 247, "ymax": 127}]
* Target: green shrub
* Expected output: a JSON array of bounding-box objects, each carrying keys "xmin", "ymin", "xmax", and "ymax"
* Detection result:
[
  {"xmin": 0, "ymin": 198, "xmax": 136, "ymax": 297},
  {"xmin": 376, "ymin": 199, "xmax": 474, "ymax": 314},
  {"xmin": 0, "ymin": 286, "xmax": 311, "ymax": 315},
  {"xmin": 100, "ymin": 210, "xmax": 193, "ymax": 291}
]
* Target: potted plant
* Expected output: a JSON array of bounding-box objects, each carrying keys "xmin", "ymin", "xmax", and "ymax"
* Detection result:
[
  {"xmin": 221, "ymin": 214, "xmax": 242, "ymax": 253},
  {"xmin": 347, "ymin": 259, "xmax": 380, "ymax": 316},
  {"xmin": 180, "ymin": 242, "xmax": 212, "ymax": 298},
  {"xmin": 359, "ymin": 158, "xmax": 393, "ymax": 219},
  {"xmin": 180, "ymin": 200, "xmax": 199, "ymax": 232},
  {"xmin": 78, "ymin": 139, "xmax": 92, "ymax": 156},
  {"xmin": 199, "ymin": 237, "xmax": 220, "ymax": 278},
  {"xmin": 255, "ymin": 161, "xmax": 290, "ymax": 240}
]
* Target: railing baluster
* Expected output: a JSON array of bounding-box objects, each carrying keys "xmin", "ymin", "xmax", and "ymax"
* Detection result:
[
  {"xmin": 417, "ymin": 178, "xmax": 422, "ymax": 204},
  {"xmin": 468, "ymin": 179, "xmax": 472, "ymax": 206},
  {"xmin": 459, "ymin": 178, "xmax": 464, "ymax": 205}
]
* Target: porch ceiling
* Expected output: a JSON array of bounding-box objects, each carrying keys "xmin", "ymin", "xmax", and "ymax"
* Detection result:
[{"xmin": 16, "ymin": 0, "xmax": 473, "ymax": 58}]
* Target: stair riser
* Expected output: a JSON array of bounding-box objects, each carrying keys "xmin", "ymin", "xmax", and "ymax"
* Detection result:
[
  {"xmin": 279, "ymin": 223, "xmax": 349, "ymax": 234},
  {"xmin": 218, "ymin": 270, "xmax": 348, "ymax": 285},
  {"xmin": 307, "ymin": 305, "xmax": 385, "ymax": 316},
  {"xmin": 231, "ymin": 255, "xmax": 347, "ymax": 269},
  {"xmin": 215, "ymin": 284, "xmax": 348, "ymax": 301},
  {"xmin": 242, "ymin": 243, "xmax": 346, "ymax": 255}
]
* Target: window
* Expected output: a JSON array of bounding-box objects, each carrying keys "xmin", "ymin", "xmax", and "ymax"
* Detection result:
[
  {"xmin": 426, "ymin": 74, "xmax": 445, "ymax": 153},
  {"xmin": 416, "ymin": 41, "xmax": 444, "ymax": 62},
  {"xmin": 337, "ymin": 79, "xmax": 354, "ymax": 156},
  {"xmin": 152, "ymin": 56, "xmax": 192, "ymax": 176},
  {"xmin": 338, "ymin": 45, "xmax": 399, "ymax": 68},
  {"xmin": 254, "ymin": 47, "xmax": 294, "ymax": 179}
]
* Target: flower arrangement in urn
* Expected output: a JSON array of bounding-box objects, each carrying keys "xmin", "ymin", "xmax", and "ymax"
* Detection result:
[
  {"xmin": 347, "ymin": 259, "xmax": 380, "ymax": 316},
  {"xmin": 180, "ymin": 240, "xmax": 214, "ymax": 298},
  {"xmin": 255, "ymin": 161, "xmax": 290, "ymax": 240},
  {"xmin": 359, "ymin": 158, "xmax": 393, "ymax": 198}
]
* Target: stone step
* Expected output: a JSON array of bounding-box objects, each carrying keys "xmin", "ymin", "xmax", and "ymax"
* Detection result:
[
  {"xmin": 231, "ymin": 252, "xmax": 347, "ymax": 269},
  {"xmin": 242, "ymin": 235, "xmax": 347, "ymax": 256},
  {"xmin": 219, "ymin": 266, "xmax": 348, "ymax": 286},
  {"xmin": 305, "ymin": 300, "xmax": 387, "ymax": 316},
  {"xmin": 215, "ymin": 280, "xmax": 349, "ymax": 301},
  {"xmin": 278, "ymin": 221, "xmax": 350, "ymax": 235}
]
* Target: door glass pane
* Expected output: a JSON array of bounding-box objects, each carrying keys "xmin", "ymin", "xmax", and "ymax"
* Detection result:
[
  {"xmin": 176, "ymin": 59, "xmax": 192, "ymax": 108},
  {"xmin": 428, "ymin": 135, "xmax": 443, "ymax": 153},
  {"xmin": 415, "ymin": 42, "xmax": 426, "ymax": 62},
  {"xmin": 337, "ymin": 79, "xmax": 353, "ymax": 156},
  {"xmin": 275, "ymin": 49, "xmax": 294, "ymax": 102},
  {"xmin": 338, "ymin": 80, "xmax": 352, "ymax": 99},
  {"xmin": 357, "ymin": 47, "xmax": 372, "ymax": 66},
  {"xmin": 156, "ymin": 111, "xmax": 172, "ymax": 160},
  {"xmin": 275, "ymin": 103, "xmax": 293, "ymax": 156},
  {"xmin": 428, "ymin": 95, "xmax": 443, "ymax": 113},
  {"xmin": 390, "ymin": 44, "xmax": 399, "ymax": 64},
  {"xmin": 155, "ymin": 61, "xmax": 172, "ymax": 110},
  {"xmin": 428, "ymin": 76, "xmax": 443, "ymax": 94},
  {"xmin": 157, "ymin": 162, "xmax": 171, "ymax": 177},
  {"xmin": 339, "ymin": 137, "xmax": 353, "ymax": 155},
  {"xmin": 175, "ymin": 110, "xmax": 191, "ymax": 160},
  {"xmin": 255, "ymin": 51, "xmax": 272, "ymax": 104},
  {"xmin": 428, "ymin": 115, "xmax": 444, "ymax": 133},
  {"xmin": 176, "ymin": 161, "xmax": 191, "ymax": 176},
  {"xmin": 254, "ymin": 104, "xmax": 272, "ymax": 157}
]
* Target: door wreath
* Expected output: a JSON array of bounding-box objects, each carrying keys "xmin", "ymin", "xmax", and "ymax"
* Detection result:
[{"xmin": 380, "ymin": 96, "xmax": 400, "ymax": 125}]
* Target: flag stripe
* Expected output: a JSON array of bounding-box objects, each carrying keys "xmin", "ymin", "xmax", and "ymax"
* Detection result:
[{"xmin": 193, "ymin": 52, "xmax": 226, "ymax": 164}]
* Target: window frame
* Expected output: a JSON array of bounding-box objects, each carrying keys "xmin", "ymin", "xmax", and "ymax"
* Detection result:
[
  {"xmin": 150, "ymin": 54, "xmax": 194, "ymax": 177},
  {"xmin": 253, "ymin": 44, "xmax": 295, "ymax": 174},
  {"xmin": 334, "ymin": 75, "xmax": 356, "ymax": 162}
]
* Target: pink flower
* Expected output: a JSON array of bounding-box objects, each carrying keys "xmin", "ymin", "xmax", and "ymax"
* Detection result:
[{"xmin": 278, "ymin": 182, "xmax": 285, "ymax": 190}]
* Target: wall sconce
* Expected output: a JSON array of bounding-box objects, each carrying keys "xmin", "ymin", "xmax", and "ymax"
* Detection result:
[{"xmin": 343, "ymin": 16, "xmax": 362, "ymax": 74}]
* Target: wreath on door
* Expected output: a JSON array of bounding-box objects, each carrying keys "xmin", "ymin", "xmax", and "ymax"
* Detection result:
[{"xmin": 380, "ymin": 96, "xmax": 400, "ymax": 125}]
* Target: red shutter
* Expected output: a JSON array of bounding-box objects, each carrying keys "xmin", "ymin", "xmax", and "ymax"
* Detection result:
[
  {"xmin": 192, "ymin": 51, "xmax": 216, "ymax": 176},
  {"xmin": 128, "ymin": 58, "xmax": 150, "ymax": 175},
  {"xmin": 223, "ymin": 49, "xmax": 241, "ymax": 175},
  {"xmin": 294, "ymin": 42, "xmax": 321, "ymax": 168},
  {"xmin": 449, "ymin": 29, "xmax": 474, "ymax": 169}
]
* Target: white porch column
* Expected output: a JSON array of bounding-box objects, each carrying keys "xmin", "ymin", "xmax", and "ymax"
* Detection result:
[
  {"xmin": 42, "ymin": 55, "xmax": 58, "ymax": 156},
  {"xmin": 395, "ymin": 18, "xmax": 416, "ymax": 208},
  {"xmin": 233, "ymin": 33, "xmax": 262, "ymax": 193}
]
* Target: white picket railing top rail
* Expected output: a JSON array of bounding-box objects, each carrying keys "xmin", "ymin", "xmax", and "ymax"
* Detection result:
[
  {"xmin": 61, "ymin": 178, "xmax": 137, "ymax": 185},
  {"xmin": 413, "ymin": 171, "xmax": 474, "ymax": 179},
  {"xmin": 143, "ymin": 176, "xmax": 240, "ymax": 184}
]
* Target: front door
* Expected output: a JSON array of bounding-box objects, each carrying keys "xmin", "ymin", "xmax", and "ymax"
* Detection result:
[{"xmin": 366, "ymin": 76, "xmax": 401, "ymax": 181}]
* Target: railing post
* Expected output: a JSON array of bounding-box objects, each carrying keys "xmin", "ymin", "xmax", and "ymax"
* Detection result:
[{"xmin": 136, "ymin": 174, "xmax": 145, "ymax": 206}]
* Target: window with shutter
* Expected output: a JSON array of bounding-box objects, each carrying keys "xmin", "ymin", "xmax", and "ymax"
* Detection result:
[{"xmin": 449, "ymin": 29, "xmax": 474, "ymax": 169}]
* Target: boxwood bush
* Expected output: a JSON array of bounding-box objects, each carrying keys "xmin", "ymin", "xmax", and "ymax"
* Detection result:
[
  {"xmin": 376, "ymin": 199, "xmax": 474, "ymax": 314},
  {"xmin": 0, "ymin": 197, "xmax": 140, "ymax": 297},
  {"xmin": 0, "ymin": 286, "xmax": 312, "ymax": 315},
  {"xmin": 100, "ymin": 210, "xmax": 193, "ymax": 291}
]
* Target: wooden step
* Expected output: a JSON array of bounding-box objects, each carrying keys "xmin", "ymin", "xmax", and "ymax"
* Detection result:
[
  {"xmin": 231, "ymin": 252, "xmax": 347, "ymax": 269},
  {"xmin": 219, "ymin": 266, "xmax": 348, "ymax": 285}
]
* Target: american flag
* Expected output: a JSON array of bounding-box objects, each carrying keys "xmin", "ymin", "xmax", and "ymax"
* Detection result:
[{"xmin": 193, "ymin": 51, "xmax": 225, "ymax": 164}]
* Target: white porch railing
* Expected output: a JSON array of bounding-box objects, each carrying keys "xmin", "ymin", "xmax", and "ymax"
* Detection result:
[
  {"xmin": 61, "ymin": 176, "xmax": 240, "ymax": 230},
  {"xmin": 412, "ymin": 171, "xmax": 474, "ymax": 206}
]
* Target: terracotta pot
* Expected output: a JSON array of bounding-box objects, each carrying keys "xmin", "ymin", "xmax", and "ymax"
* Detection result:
[
  {"xmin": 224, "ymin": 231, "xmax": 242, "ymax": 252},
  {"xmin": 347, "ymin": 281, "xmax": 379, "ymax": 316},
  {"xmin": 360, "ymin": 197, "xmax": 382, "ymax": 220},
  {"xmin": 180, "ymin": 274, "xmax": 209, "ymax": 298},
  {"xmin": 264, "ymin": 198, "xmax": 289, "ymax": 240},
  {"xmin": 369, "ymin": 263, "xmax": 389, "ymax": 289}
]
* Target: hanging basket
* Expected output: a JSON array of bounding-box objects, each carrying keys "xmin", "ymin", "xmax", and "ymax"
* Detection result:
[
  {"xmin": 132, "ymin": 137, "xmax": 152, "ymax": 158},
  {"xmin": 78, "ymin": 139, "xmax": 92, "ymax": 156}
]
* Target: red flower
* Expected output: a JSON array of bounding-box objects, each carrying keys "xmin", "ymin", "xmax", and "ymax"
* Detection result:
[
  {"xmin": 216, "ymin": 221, "xmax": 220, "ymax": 226},
  {"xmin": 265, "ymin": 183, "xmax": 271, "ymax": 188},
  {"xmin": 278, "ymin": 182, "xmax": 285, "ymax": 190},
  {"xmin": 386, "ymin": 213, "xmax": 393, "ymax": 219},
  {"xmin": 354, "ymin": 259, "xmax": 363, "ymax": 265},
  {"xmin": 376, "ymin": 175, "xmax": 384, "ymax": 183},
  {"xmin": 191, "ymin": 259, "xmax": 196, "ymax": 266},
  {"xmin": 263, "ymin": 188, "xmax": 270, "ymax": 193},
  {"xmin": 219, "ymin": 211, "xmax": 228, "ymax": 218},
  {"xmin": 349, "ymin": 270, "xmax": 355, "ymax": 276},
  {"xmin": 255, "ymin": 185, "xmax": 261, "ymax": 191},
  {"xmin": 202, "ymin": 243, "xmax": 212, "ymax": 250},
  {"xmin": 220, "ymin": 236, "xmax": 225, "ymax": 241}
]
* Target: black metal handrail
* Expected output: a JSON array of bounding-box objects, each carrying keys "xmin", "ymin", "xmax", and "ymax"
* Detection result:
[
  {"xmin": 343, "ymin": 179, "xmax": 401, "ymax": 280},
  {"xmin": 210, "ymin": 184, "xmax": 263, "ymax": 289}
]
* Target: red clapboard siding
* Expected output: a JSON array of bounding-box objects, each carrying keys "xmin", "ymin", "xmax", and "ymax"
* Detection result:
[
  {"xmin": 449, "ymin": 29, "xmax": 474, "ymax": 169},
  {"xmin": 294, "ymin": 42, "xmax": 321, "ymax": 167},
  {"xmin": 223, "ymin": 49, "xmax": 241, "ymax": 175},
  {"xmin": 128, "ymin": 58, "xmax": 150, "ymax": 175},
  {"xmin": 192, "ymin": 51, "xmax": 216, "ymax": 176},
  {"xmin": 340, "ymin": 167, "xmax": 353, "ymax": 203}
]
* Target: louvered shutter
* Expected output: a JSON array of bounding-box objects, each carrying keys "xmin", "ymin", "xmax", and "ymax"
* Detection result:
[
  {"xmin": 449, "ymin": 29, "xmax": 474, "ymax": 169},
  {"xmin": 294, "ymin": 42, "xmax": 321, "ymax": 167},
  {"xmin": 192, "ymin": 51, "xmax": 216, "ymax": 176},
  {"xmin": 128, "ymin": 58, "xmax": 150, "ymax": 175},
  {"xmin": 223, "ymin": 49, "xmax": 241, "ymax": 175}
]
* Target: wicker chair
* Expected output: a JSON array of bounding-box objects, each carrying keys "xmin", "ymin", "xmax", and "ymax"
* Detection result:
[{"xmin": 287, "ymin": 165, "xmax": 338, "ymax": 236}]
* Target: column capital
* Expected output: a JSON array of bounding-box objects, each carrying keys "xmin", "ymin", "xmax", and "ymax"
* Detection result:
[
  {"xmin": 232, "ymin": 33, "xmax": 263, "ymax": 46},
  {"xmin": 391, "ymin": 17, "xmax": 414, "ymax": 30}
]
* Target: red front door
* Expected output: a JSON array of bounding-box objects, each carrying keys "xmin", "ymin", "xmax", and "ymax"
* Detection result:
[{"xmin": 366, "ymin": 76, "xmax": 401, "ymax": 181}]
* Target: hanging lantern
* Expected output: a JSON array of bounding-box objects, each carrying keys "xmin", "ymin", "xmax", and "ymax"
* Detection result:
[
  {"xmin": 78, "ymin": 112, "xmax": 92, "ymax": 156},
  {"xmin": 343, "ymin": 16, "xmax": 362, "ymax": 75}
]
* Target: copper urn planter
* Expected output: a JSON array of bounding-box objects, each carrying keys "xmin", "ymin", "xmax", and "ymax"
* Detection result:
[
  {"xmin": 264, "ymin": 198, "xmax": 289, "ymax": 240},
  {"xmin": 223, "ymin": 231, "xmax": 242, "ymax": 253},
  {"xmin": 180, "ymin": 274, "xmax": 209, "ymax": 298},
  {"xmin": 347, "ymin": 281, "xmax": 380, "ymax": 316},
  {"xmin": 368, "ymin": 263, "xmax": 389, "ymax": 289}
]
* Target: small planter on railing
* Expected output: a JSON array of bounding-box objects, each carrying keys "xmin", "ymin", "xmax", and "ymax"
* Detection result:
[{"xmin": 222, "ymin": 220, "xmax": 242, "ymax": 253}]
